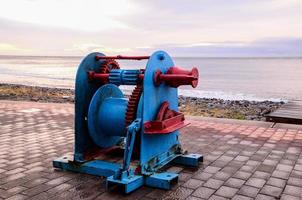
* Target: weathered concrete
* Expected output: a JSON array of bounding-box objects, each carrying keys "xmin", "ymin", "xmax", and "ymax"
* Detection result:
[{"xmin": 0, "ymin": 100, "xmax": 302, "ymax": 200}]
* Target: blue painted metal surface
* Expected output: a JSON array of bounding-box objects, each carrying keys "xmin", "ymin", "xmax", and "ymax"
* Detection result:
[
  {"xmin": 53, "ymin": 155, "xmax": 120, "ymax": 177},
  {"xmin": 173, "ymin": 153, "xmax": 203, "ymax": 167},
  {"xmin": 145, "ymin": 172, "xmax": 178, "ymax": 190},
  {"xmin": 140, "ymin": 51, "xmax": 180, "ymax": 174},
  {"xmin": 107, "ymin": 174, "xmax": 144, "ymax": 193},
  {"xmin": 74, "ymin": 52, "xmax": 106, "ymax": 162},
  {"xmin": 121, "ymin": 119, "xmax": 141, "ymax": 173},
  {"xmin": 109, "ymin": 69, "xmax": 141, "ymax": 85},
  {"xmin": 53, "ymin": 50, "xmax": 203, "ymax": 194},
  {"xmin": 88, "ymin": 84, "xmax": 127, "ymax": 148}
]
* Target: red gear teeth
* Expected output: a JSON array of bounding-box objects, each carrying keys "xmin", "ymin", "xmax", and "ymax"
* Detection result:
[
  {"xmin": 100, "ymin": 59, "xmax": 120, "ymax": 73},
  {"xmin": 125, "ymin": 85, "xmax": 143, "ymax": 127}
]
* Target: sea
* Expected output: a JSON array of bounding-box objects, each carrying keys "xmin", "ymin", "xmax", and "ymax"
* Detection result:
[{"xmin": 0, "ymin": 55, "xmax": 302, "ymax": 102}]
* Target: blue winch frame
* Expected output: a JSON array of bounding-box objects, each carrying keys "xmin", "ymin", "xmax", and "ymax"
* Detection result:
[{"xmin": 53, "ymin": 51, "xmax": 203, "ymax": 193}]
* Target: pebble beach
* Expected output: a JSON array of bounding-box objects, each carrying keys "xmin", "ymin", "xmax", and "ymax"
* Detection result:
[{"xmin": 0, "ymin": 83, "xmax": 284, "ymax": 121}]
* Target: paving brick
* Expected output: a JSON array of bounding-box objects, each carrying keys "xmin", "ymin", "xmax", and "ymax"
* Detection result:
[
  {"xmin": 283, "ymin": 185, "xmax": 302, "ymax": 197},
  {"xmin": 251, "ymin": 171, "xmax": 271, "ymax": 180},
  {"xmin": 276, "ymin": 163, "xmax": 293, "ymax": 172},
  {"xmin": 224, "ymin": 178, "xmax": 245, "ymax": 188},
  {"xmin": 256, "ymin": 164, "xmax": 275, "ymax": 173},
  {"xmin": 245, "ymin": 178, "xmax": 266, "ymax": 188},
  {"xmin": 266, "ymin": 177, "xmax": 286, "ymax": 188},
  {"xmin": 203, "ymin": 178, "xmax": 224, "ymax": 189},
  {"xmin": 192, "ymin": 187, "xmax": 215, "ymax": 199},
  {"xmin": 203, "ymin": 166, "xmax": 221, "ymax": 174},
  {"xmin": 262, "ymin": 159, "xmax": 278, "ymax": 166},
  {"xmin": 1, "ymin": 101, "xmax": 302, "ymax": 200},
  {"xmin": 287, "ymin": 177, "xmax": 302, "ymax": 187},
  {"xmin": 21, "ymin": 184, "xmax": 53, "ymax": 197},
  {"xmin": 6, "ymin": 194, "xmax": 27, "ymax": 200},
  {"xmin": 233, "ymin": 171, "xmax": 252, "ymax": 180},
  {"xmin": 215, "ymin": 186, "xmax": 238, "ymax": 198},
  {"xmin": 294, "ymin": 164, "xmax": 302, "ymax": 171},
  {"xmin": 271, "ymin": 170, "xmax": 290, "ymax": 180},
  {"xmin": 238, "ymin": 185, "xmax": 260, "ymax": 198},
  {"xmin": 186, "ymin": 196, "xmax": 203, "ymax": 200},
  {"xmin": 193, "ymin": 172, "xmax": 213, "ymax": 181},
  {"xmin": 213, "ymin": 171, "xmax": 231, "ymax": 181},
  {"xmin": 209, "ymin": 195, "xmax": 228, "ymax": 200},
  {"xmin": 182, "ymin": 179, "xmax": 204, "ymax": 189},
  {"xmin": 45, "ymin": 176, "xmax": 71, "ymax": 186},
  {"xmin": 166, "ymin": 187, "xmax": 193, "ymax": 199},
  {"xmin": 146, "ymin": 189, "xmax": 167, "ymax": 199},
  {"xmin": 280, "ymin": 194, "xmax": 301, "ymax": 200},
  {"xmin": 232, "ymin": 194, "xmax": 253, "ymax": 200},
  {"xmin": 260, "ymin": 185, "xmax": 283, "ymax": 198},
  {"xmin": 255, "ymin": 194, "xmax": 276, "ymax": 200},
  {"xmin": 291, "ymin": 170, "xmax": 302, "ymax": 178}
]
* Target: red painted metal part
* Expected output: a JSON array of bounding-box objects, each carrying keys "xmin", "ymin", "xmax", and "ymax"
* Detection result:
[
  {"xmin": 88, "ymin": 71, "xmax": 109, "ymax": 83},
  {"xmin": 95, "ymin": 55, "xmax": 150, "ymax": 61},
  {"xmin": 154, "ymin": 67, "xmax": 199, "ymax": 88},
  {"xmin": 88, "ymin": 65, "xmax": 199, "ymax": 89},
  {"xmin": 144, "ymin": 101, "xmax": 189, "ymax": 134}
]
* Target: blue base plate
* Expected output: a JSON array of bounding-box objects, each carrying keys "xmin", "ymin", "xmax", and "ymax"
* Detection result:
[{"xmin": 53, "ymin": 155, "xmax": 120, "ymax": 177}]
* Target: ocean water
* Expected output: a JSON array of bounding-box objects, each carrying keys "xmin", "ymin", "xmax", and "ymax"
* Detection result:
[{"xmin": 0, "ymin": 55, "xmax": 302, "ymax": 101}]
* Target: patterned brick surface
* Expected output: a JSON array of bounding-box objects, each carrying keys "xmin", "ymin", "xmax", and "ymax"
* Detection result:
[{"xmin": 0, "ymin": 100, "xmax": 302, "ymax": 200}]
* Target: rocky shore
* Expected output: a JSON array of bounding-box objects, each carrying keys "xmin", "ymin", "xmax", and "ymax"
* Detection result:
[{"xmin": 0, "ymin": 83, "xmax": 284, "ymax": 121}]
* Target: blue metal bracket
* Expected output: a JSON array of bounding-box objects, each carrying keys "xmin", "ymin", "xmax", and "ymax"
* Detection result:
[
  {"xmin": 173, "ymin": 153, "xmax": 203, "ymax": 167},
  {"xmin": 53, "ymin": 155, "xmax": 120, "ymax": 177},
  {"xmin": 106, "ymin": 119, "xmax": 142, "ymax": 193},
  {"xmin": 114, "ymin": 119, "xmax": 141, "ymax": 179},
  {"xmin": 142, "ymin": 144, "xmax": 181, "ymax": 175},
  {"xmin": 145, "ymin": 172, "xmax": 178, "ymax": 190},
  {"xmin": 122, "ymin": 119, "xmax": 141, "ymax": 174},
  {"xmin": 107, "ymin": 174, "xmax": 144, "ymax": 193}
]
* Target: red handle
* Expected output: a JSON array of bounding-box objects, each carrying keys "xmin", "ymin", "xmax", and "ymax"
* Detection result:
[{"xmin": 154, "ymin": 67, "xmax": 199, "ymax": 88}]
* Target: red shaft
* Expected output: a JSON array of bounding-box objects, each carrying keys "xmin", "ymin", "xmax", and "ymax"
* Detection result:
[
  {"xmin": 88, "ymin": 71, "xmax": 109, "ymax": 83},
  {"xmin": 95, "ymin": 55, "xmax": 150, "ymax": 61},
  {"xmin": 154, "ymin": 67, "xmax": 199, "ymax": 88}
]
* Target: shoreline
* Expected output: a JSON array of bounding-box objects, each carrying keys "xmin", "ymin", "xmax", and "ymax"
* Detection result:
[{"xmin": 0, "ymin": 83, "xmax": 284, "ymax": 121}]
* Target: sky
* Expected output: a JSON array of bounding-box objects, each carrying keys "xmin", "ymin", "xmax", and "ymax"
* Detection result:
[{"xmin": 0, "ymin": 0, "xmax": 302, "ymax": 57}]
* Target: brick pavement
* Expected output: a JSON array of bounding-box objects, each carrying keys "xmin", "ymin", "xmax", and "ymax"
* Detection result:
[{"xmin": 0, "ymin": 100, "xmax": 301, "ymax": 200}]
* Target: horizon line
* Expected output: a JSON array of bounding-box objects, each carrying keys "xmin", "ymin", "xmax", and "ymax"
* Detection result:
[{"xmin": 0, "ymin": 54, "xmax": 302, "ymax": 59}]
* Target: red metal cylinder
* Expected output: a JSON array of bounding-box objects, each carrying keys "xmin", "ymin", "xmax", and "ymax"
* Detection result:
[
  {"xmin": 95, "ymin": 55, "xmax": 150, "ymax": 61},
  {"xmin": 88, "ymin": 71, "xmax": 109, "ymax": 83},
  {"xmin": 154, "ymin": 67, "xmax": 199, "ymax": 88}
]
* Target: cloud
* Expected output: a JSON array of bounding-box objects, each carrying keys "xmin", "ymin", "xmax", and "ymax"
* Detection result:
[
  {"xmin": 0, "ymin": 0, "xmax": 302, "ymax": 56},
  {"xmin": 65, "ymin": 43, "xmax": 132, "ymax": 54},
  {"xmin": 137, "ymin": 38, "xmax": 302, "ymax": 57},
  {"xmin": 0, "ymin": 0, "xmax": 137, "ymax": 31},
  {"xmin": 0, "ymin": 43, "xmax": 32, "ymax": 54}
]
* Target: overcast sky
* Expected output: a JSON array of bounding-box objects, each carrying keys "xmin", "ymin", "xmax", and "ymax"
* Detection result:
[{"xmin": 0, "ymin": 0, "xmax": 302, "ymax": 56}]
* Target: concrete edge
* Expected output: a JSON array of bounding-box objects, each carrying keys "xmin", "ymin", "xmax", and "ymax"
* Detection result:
[
  {"xmin": 186, "ymin": 115, "xmax": 302, "ymax": 130},
  {"xmin": 186, "ymin": 115, "xmax": 274, "ymax": 128}
]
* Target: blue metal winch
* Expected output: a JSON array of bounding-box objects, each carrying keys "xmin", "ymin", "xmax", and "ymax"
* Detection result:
[{"xmin": 53, "ymin": 50, "xmax": 203, "ymax": 193}]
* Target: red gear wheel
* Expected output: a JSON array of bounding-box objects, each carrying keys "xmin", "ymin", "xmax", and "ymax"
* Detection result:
[
  {"xmin": 100, "ymin": 59, "xmax": 120, "ymax": 73},
  {"xmin": 125, "ymin": 84, "xmax": 143, "ymax": 127}
]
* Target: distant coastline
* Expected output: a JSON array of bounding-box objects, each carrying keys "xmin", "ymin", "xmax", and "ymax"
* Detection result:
[{"xmin": 1, "ymin": 54, "xmax": 302, "ymax": 59}]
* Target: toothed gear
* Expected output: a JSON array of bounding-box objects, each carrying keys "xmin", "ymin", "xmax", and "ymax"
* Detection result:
[
  {"xmin": 100, "ymin": 59, "xmax": 120, "ymax": 73},
  {"xmin": 125, "ymin": 85, "xmax": 143, "ymax": 127}
]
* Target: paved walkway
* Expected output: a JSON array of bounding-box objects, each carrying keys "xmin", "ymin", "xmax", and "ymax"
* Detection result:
[{"xmin": 0, "ymin": 100, "xmax": 301, "ymax": 200}]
